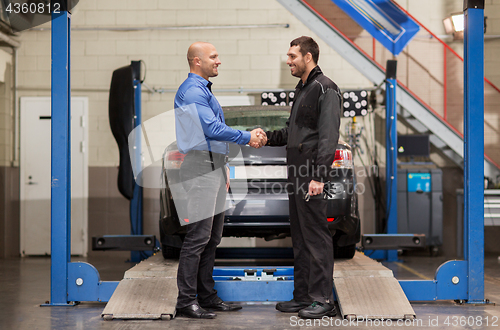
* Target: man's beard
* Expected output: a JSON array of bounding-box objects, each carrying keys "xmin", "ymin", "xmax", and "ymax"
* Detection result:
[{"xmin": 291, "ymin": 62, "xmax": 306, "ymax": 78}]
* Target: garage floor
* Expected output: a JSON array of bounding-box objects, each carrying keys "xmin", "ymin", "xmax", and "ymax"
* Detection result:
[{"xmin": 1, "ymin": 253, "xmax": 500, "ymax": 329}]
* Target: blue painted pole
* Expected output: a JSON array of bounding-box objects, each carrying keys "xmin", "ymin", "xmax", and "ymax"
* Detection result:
[
  {"xmin": 463, "ymin": 0, "xmax": 485, "ymax": 304},
  {"xmin": 130, "ymin": 77, "xmax": 143, "ymax": 262},
  {"xmin": 132, "ymin": 78, "xmax": 142, "ymax": 187},
  {"xmin": 385, "ymin": 77, "xmax": 398, "ymax": 262},
  {"xmin": 49, "ymin": 5, "xmax": 71, "ymax": 305}
]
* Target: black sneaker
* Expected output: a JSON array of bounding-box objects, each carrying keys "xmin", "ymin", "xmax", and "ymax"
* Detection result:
[
  {"xmin": 298, "ymin": 301, "xmax": 337, "ymax": 319},
  {"xmin": 275, "ymin": 299, "xmax": 312, "ymax": 313}
]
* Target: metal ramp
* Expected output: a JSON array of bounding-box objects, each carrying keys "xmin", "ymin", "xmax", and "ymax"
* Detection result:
[
  {"xmin": 101, "ymin": 254, "xmax": 178, "ymax": 320},
  {"xmin": 102, "ymin": 252, "xmax": 414, "ymax": 320},
  {"xmin": 334, "ymin": 252, "xmax": 415, "ymax": 320}
]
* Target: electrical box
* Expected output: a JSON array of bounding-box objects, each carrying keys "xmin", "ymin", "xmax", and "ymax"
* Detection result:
[{"xmin": 397, "ymin": 168, "xmax": 443, "ymax": 248}]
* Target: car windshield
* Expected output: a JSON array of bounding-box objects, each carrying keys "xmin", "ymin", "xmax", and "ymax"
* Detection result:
[{"xmin": 223, "ymin": 106, "xmax": 290, "ymax": 132}]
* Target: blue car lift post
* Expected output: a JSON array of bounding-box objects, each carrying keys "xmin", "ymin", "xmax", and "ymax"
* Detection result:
[
  {"xmin": 44, "ymin": 0, "xmax": 486, "ymax": 305},
  {"xmin": 366, "ymin": 0, "xmax": 486, "ymax": 302},
  {"xmin": 130, "ymin": 62, "xmax": 145, "ymax": 263},
  {"xmin": 43, "ymin": 2, "xmax": 119, "ymax": 305},
  {"xmin": 383, "ymin": 62, "xmax": 399, "ymax": 262},
  {"xmin": 364, "ymin": 59, "xmax": 400, "ymax": 262}
]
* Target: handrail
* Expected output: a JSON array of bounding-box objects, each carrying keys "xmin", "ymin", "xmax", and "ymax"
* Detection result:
[
  {"xmin": 391, "ymin": 0, "xmax": 500, "ymax": 170},
  {"xmin": 391, "ymin": 0, "xmax": 500, "ymax": 94},
  {"xmin": 300, "ymin": 0, "xmax": 500, "ymax": 171},
  {"xmin": 300, "ymin": 0, "xmax": 386, "ymax": 72},
  {"xmin": 300, "ymin": 0, "xmax": 459, "ymax": 133}
]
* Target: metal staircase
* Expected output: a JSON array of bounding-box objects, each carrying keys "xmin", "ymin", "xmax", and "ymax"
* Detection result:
[{"xmin": 277, "ymin": 0, "xmax": 500, "ymax": 180}]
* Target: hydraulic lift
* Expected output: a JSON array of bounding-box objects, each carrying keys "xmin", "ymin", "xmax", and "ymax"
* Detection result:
[
  {"xmin": 43, "ymin": 0, "xmax": 488, "ymax": 316},
  {"xmin": 92, "ymin": 59, "xmax": 158, "ymax": 262}
]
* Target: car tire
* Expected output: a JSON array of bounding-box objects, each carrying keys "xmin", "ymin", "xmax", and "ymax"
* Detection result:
[
  {"xmin": 334, "ymin": 243, "xmax": 356, "ymax": 259},
  {"xmin": 161, "ymin": 244, "xmax": 181, "ymax": 259}
]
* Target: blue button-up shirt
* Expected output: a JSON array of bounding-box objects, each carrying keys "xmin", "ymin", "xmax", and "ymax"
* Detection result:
[{"xmin": 174, "ymin": 73, "xmax": 251, "ymax": 155}]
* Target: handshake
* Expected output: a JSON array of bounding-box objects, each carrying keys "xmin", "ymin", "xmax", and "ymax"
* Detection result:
[{"xmin": 249, "ymin": 128, "xmax": 268, "ymax": 149}]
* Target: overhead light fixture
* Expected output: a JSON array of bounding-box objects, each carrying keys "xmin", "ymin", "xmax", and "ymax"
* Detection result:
[
  {"xmin": 451, "ymin": 14, "xmax": 465, "ymax": 32},
  {"xmin": 443, "ymin": 12, "xmax": 487, "ymax": 40},
  {"xmin": 443, "ymin": 12, "xmax": 465, "ymax": 40}
]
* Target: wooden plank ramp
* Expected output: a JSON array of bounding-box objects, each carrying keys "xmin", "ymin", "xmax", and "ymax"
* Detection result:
[
  {"xmin": 101, "ymin": 253, "xmax": 178, "ymax": 320},
  {"xmin": 333, "ymin": 252, "xmax": 416, "ymax": 320}
]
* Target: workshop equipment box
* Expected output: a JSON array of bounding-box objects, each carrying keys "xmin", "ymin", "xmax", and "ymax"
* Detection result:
[{"xmin": 397, "ymin": 169, "xmax": 443, "ymax": 249}]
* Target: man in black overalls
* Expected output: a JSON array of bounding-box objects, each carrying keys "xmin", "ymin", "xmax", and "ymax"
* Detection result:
[{"xmin": 266, "ymin": 36, "xmax": 342, "ymax": 319}]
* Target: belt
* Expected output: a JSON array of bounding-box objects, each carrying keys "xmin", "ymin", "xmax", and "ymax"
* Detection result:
[{"xmin": 188, "ymin": 150, "xmax": 229, "ymax": 164}]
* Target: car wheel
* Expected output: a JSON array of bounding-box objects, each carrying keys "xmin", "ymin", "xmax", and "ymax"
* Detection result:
[
  {"xmin": 162, "ymin": 244, "xmax": 181, "ymax": 259},
  {"xmin": 334, "ymin": 243, "xmax": 356, "ymax": 259}
]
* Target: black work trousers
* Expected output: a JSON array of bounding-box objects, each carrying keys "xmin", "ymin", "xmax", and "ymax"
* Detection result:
[
  {"xmin": 176, "ymin": 152, "xmax": 227, "ymax": 309},
  {"xmin": 289, "ymin": 184, "xmax": 334, "ymax": 304}
]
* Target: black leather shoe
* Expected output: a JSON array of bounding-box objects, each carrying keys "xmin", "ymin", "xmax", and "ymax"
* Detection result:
[
  {"xmin": 176, "ymin": 303, "xmax": 216, "ymax": 319},
  {"xmin": 275, "ymin": 299, "xmax": 312, "ymax": 313},
  {"xmin": 298, "ymin": 301, "xmax": 337, "ymax": 319},
  {"xmin": 200, "ymin": 298, "xmax": 242, "ymax": 311}
]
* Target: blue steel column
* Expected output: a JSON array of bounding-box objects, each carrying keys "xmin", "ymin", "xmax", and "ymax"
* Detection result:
[
  {"xmin": 49, "ymin": 5, "xmax": 72, "ymax": 305},
  {"xmin": 463, "ymin": 0, "xmax": 485, "ymax": 303},
  {"xmin": 385, "ymin": 78, "xmax": 398, "ymax": 262},
  {"xmin": 130, "ymin": 78, "xmax": 143, "ymax": 262}
]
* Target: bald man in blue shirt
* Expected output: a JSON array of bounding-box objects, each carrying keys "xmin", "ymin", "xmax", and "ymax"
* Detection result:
[{"xmin": 174, "ymin": 42, "xmax": 266, "ymax": 319}]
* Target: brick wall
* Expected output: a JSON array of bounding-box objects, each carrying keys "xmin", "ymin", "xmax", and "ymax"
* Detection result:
[
  {"xmin": 8, "ymin": 0, "xmax": 500, "ymax": 258},
  {"xmin": 17, "ymin": 0, "xmax": 373, "ymax": 167}
]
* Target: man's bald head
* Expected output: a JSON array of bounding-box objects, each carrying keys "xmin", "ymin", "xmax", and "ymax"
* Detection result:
[
  {"xmin": 187, "ymin": 42, "xmax": 212, "ymax": 69},
  {"xmin": 186, "ymin": 42, "xmax": 221, "ymax": 80}
]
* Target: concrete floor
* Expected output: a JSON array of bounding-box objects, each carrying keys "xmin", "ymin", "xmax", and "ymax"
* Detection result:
[{"xmin": 1, "ymin": 253, "xmax": 500, "ymax": 330}]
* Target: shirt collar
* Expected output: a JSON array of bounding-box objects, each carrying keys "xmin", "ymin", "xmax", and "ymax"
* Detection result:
[
  {"xmin": 188, "ymin": 72, "xmax": 212, "ymax": 89},
  {"xmin": 295, "ymin": 65, "xmax": 323, "ymax": 90}
]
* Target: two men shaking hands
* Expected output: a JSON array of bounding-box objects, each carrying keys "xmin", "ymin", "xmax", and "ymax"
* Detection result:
[
  {"xmin": 174, "ymin": 36, "xmax": 341, "ymax": 320},
  {"xmin": 249, "ymin": 128, "xmax": 267, "ymax": 149}
]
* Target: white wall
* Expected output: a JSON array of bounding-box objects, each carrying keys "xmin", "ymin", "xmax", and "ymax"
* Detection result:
[
  {"xmin": 11, "ymin": 0, "xmax": 500, "ymax": 255},
  {"xmin": 16, "ymin": 0, "xmax": 373, "ymax": 167},
  {"xmin": 0, "ymin": 48, "xmax": 12, "ymax": 167},
  {"xmin": 13, "ymin": 0, "xmax": 500, "ymax": 167}
]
